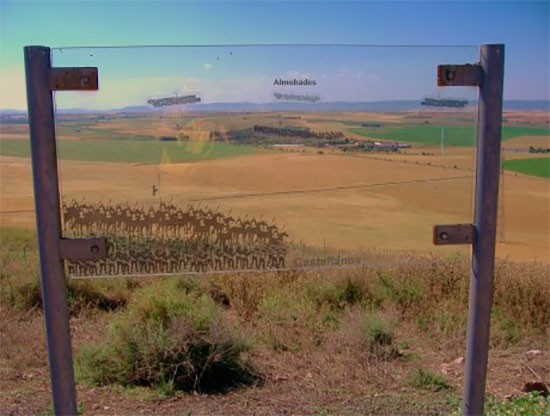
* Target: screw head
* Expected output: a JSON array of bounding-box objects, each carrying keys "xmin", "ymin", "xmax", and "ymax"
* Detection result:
[
  {"xmin": 440, "ymin": 232, "xmax": 449, "ymax": 240},
  {"xmin": 90, "ymin": 244, "xmax": 100, "ymax": 254},
  {"xmin": 445, "ymin": 70, "xmax": 456, "ymax": 82}
]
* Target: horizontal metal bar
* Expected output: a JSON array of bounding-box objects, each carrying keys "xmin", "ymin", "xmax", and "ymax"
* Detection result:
[
  {"xmin": 437, "ymin": 64, "xmax": 482, "ymax": 87},
  {"xmin": 59, "ymin": 238, "xmax": 107, "ymax": 260},
  {"xmin": 51, "ymin": 43, "xmax": 479, "ymax": 50},
  {"xmin": 49, "ymin": 67, "xmax": 98, "ymax": 91},
  {"xmin": 433, "ymin": 224, "xmax": 475, "ymax": 245}
]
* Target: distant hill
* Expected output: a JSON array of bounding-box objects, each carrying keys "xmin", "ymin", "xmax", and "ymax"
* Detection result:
[
  {"xmin": 0, "ymin": 109, "xmax": 26, "ymax": 115},
  {"xmin": 2, "ymin": 100, "xmax": 549, "ymax": 115},
  {"xmin": 96, "ymin": 100, "xmax": 550, "ymax": 113},
  {"xmin": 502, "ymin": 100, "xmax": 550, "ymax": 111}
]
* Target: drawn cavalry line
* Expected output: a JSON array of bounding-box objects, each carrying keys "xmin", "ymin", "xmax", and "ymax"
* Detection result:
[{"xmin": 62, "ymin": 200, "xmax": 291, "ymax": 276}]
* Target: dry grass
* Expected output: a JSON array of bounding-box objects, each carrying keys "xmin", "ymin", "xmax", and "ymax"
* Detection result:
[{"xmin": 1, "ymin": 223, "xmax": 549, "ymax": 414}]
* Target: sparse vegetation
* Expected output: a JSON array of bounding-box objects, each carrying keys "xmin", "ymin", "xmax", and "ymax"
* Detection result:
[{"xmin": 1, "ymin": 220, "xmax": 549, "ymax": 414}]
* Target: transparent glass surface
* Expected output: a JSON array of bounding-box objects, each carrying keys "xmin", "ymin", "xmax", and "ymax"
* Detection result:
[{"xmin": 51, "ymin": 45, "xmax": 479, "ymax": 278}]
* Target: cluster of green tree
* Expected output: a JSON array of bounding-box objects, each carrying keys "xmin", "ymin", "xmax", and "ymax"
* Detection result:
[{"xmin": 529, "ymin": 146, "xmax": 550, "ymax": 153}]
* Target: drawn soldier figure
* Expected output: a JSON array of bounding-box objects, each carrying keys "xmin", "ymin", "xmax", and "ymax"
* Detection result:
[{"xmin": 63, "ymin": 199, "xmax": 291, "ymax": 278}]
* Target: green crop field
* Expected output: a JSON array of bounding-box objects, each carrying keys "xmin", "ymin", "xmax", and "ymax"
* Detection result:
[
  {"xmin": 502, "ymin": 157, "xmax": 550, "ymax": 178},
  {"xmin": 0, "ymin": 139, "xmax": 259, "ymax": 163},
  {"xmin": 349, "ymin": 125, "xmax": 549, "ymax": 147}
]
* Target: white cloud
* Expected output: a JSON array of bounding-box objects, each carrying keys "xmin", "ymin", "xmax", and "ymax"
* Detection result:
[
  {"xmin": 203, "ymin": 63, "xmax": 212, "ymax": 70},
  {"xmin": 287, "ymin": 70, "xmax": 312, "ymax": 79},
  {"xmin": 336, "ymin": 69, "xmax": 367, "ymax": 81},
  {"xmin": 367, "ymin": 73, "xmax": 380, "ymax": 82}
]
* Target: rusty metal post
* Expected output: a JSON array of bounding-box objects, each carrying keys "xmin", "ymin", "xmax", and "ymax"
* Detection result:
[
  {"xmin": 24, "ymin": 46, "xmax": 78, "ymax": 415},
  {"xmin": 463, "ymin": 44, "xmax": 505, "ymax": 415}
]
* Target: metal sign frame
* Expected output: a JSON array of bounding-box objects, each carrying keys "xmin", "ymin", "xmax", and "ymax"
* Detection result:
[
  {"xmin": 435, "ymin": 44, "xmax": 505, "ymax": 415},
  {"xmin": 24, "ymin": 46, "xmax": 104, "ymax": 416},
  {"xmin": 24, "ymin": 44, "xmax": 504, "ymax": 416}
]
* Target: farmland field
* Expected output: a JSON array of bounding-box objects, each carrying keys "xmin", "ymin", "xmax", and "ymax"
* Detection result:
[
  {"xmin": 1, "ymin": 109, "xmax": 549, "ymax": 265},
  {"xmin": 503, "ymin": 157, "xmax": 550, "ymax": 178},
  {"xmin": 0, "ymin": 139, "xmax": 259, "ymax": 163},
  {"xmin": 349, "ymin": 124, "xmax": 549, "ymax": 147}
]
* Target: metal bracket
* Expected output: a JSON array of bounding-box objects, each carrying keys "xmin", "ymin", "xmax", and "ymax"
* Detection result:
[
  {"xmin": 433, "ymin": 224, "xmax": 475, "ymax": 245},
  {"xmin": 59, "ymin": 237, "xmax": 107, "ymax": 260},
  {"xmin": 437, "ymin": 64, "xmax": 482, "ymax": 87},
  {"xmin": 49, "ymin": 67, "xmax": 98, "ymax": 91}
]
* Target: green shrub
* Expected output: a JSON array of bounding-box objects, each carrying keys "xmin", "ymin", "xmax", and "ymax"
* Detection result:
[
  {"xmin": 256, "ymin": 289, "xmax": 321, "ymax": 351},
  {"xmin": 485, "ymin": 393, "xmax": 550, "ymax": 416},
  {"xmin": 374, "ymin": 271, "xmax": 424, "ymax": 313},
  {"xmin": 492, "ymin": 313, "xmax": 522, "ymax": 346},
  {"xmin": 2, "ymin": 278, "xmax": 42, "ymax": 311},
  {"xmin": 449, "ymin": 393, "xmax": 550, "ymax": 416},
  {"xmin": 306, "ymin": 275, "xmax": 367, "ymax": 310},
  {"xmin": 215, "ymin": 274, "xmax": 267, "ymax": 319},
  {"xmin": 361, "ymin": 312, "xmax": 399, "ymax": 359},
  {"xmin": 78, "ymin": 280, "xmax": 259, "ymax": 393},
  {"xmin": 407, "ymin": 368, "xmax": 451, "ymax": 392}
]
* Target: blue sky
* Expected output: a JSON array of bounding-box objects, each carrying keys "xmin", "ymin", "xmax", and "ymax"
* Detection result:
[{"xmin": 1, "ymin": 1, "xmax": 548, "ymax": 109}]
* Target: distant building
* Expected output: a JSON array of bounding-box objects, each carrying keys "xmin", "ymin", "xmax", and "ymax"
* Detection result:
[{"xmin": 272, "ymin": 144, "xmax": 305, "ymax": 148}]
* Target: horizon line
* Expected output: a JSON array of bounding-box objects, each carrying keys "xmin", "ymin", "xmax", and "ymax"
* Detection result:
[{"xmin": 2, "ymin": 99, "xmax": 549, "ymax": 114}]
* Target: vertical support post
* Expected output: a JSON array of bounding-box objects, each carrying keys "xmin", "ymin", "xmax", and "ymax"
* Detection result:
[
  {"xmin": 463, "ymin": 44, "xmax": 505, "ymax": 415},
  {"xmin": 24, "ymin": 46, "xmax": 78, "ymax": 415}
]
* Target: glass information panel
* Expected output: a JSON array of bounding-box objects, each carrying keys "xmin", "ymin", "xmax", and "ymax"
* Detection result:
[{"xmin": 51, "ymin": 45, "xmax": 478, "ymax": 277}]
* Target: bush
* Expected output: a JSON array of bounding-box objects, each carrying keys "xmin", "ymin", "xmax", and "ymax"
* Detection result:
[
  {"xmin": 361, "ymin": 312, "xmax": 399, "ymax": 359},
  {"xmin": 78, "ymin": 280, "xmax": 259, "ymax": 393},
  {"xmin": 374, "ymin": 270, "xmax": 425, "ymax": 314},
  {"xmin": 306, "ymin": 275, "xmax": 367, "ymax": 310},
  {"xmin": 214, "ymin": 274, "xmax": 267, "ymax": 319},
  {"xmin": 407, "ymin": 368, "xmax": 451, "ymax": 392}
]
